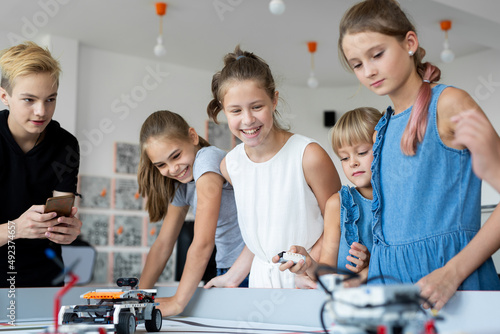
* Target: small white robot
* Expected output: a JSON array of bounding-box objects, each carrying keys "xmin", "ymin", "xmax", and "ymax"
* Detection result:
[{"xmin": 317, "ymin": 273, "xmax": 437, "ymax": 334}]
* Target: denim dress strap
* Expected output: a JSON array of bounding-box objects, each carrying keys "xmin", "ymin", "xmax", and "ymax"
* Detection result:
[
  {"xmin": 338, "ymin": 186, "xmax": 374, "ymax": 271},
  {"xmin": 340, "ymin": 186, "xmax": 361, "ymax": 246},
  {"xmin": 371, "ymin": 107, "xmax": 393, "ymax": 246}
]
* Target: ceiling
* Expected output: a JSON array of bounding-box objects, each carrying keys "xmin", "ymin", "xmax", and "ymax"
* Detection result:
[{"xmin": 1, "ymin": 0, "xmax": 500, "ymax": 88}]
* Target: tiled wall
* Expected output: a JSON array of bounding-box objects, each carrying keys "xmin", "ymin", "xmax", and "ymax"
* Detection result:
[{"xmin": 76, "ymin": 142, "xmax": 175, "ymax": 285}]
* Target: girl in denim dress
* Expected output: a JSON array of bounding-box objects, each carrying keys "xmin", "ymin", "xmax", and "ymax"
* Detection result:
[{"xmin": 339, "ymin": 0, "xmax": 500, "ymax": 310}]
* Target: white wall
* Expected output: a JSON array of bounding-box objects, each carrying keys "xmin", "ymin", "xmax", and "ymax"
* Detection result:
[
  {"xmin": 41, "ymin": 35, "xmax": 79, "ymax": 135},
  {"xmin": 76, "ymin": 45, "xmax": 214, "ymax": 178}
]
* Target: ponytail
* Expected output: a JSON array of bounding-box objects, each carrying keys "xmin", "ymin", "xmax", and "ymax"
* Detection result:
[
  {"xmin": 207, "ymin": 72, "xmax": 223, "ymax": 123},
  {"xmin": 400, "ymin": 62, "xmax": 441, "ymax": 155}
]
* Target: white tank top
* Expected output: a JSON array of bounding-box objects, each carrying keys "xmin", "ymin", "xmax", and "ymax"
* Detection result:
[{"xmin": 226, "ymin": 134, "xmax": 324, "ymax": 288}]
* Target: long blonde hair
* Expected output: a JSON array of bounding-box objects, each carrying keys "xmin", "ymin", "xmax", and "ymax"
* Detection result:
[
  {"xmin": 138, "ymin": 110, "xmax": 209, "ymax": 222},
  {"xmin": 338, "ymin": 0, "xmax": 440, "ymax": 155}
]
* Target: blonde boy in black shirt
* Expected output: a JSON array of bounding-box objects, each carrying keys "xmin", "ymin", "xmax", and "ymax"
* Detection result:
[{"xmin": 0, "ymin": 41, "xmax": 82, "ymax": 287}]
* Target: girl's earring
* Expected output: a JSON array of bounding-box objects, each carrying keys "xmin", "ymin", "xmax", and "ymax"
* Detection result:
[{"xmin": 408, "ymin": 50, "xmax": 414, "ymax": 56}]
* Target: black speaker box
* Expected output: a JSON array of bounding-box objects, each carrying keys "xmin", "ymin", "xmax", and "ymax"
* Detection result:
[{"xmin": 324, "ymin": 111, "xmax": 336, "ymax": 127}]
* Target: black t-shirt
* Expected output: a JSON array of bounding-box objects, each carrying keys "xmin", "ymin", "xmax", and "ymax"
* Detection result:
[{"xmin": 0, "ymin": 109, "xmax": 80, "ymax": 287}]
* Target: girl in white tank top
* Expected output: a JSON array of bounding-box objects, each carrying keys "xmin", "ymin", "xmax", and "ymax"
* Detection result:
[{"xmin": 204, "ymin": 46, "xmax": 341, "ymax": 288}]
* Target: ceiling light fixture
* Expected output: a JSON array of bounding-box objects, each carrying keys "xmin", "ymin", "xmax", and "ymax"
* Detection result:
[
  {"xmin": 269, "ymin": 0, "xmax": 285, "ymax": 15},
  {"xmin": 440, "ymin": 20, "xmax": 455, "ymax": 63},
  {"xmin": 154, "ymin": 2, "xmax": 167, "ymax": 57},
  {"xmin": 307, "ymin": 41, "xmax": 318, "ymax": 89}
]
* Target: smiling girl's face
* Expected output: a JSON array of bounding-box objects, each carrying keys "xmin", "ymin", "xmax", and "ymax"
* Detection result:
[
  {"xmin": 222, "ymin": 79, "xmax": 278, "ymax": 150},
  {"xmin": 146, "ymin": 128, "xmax": 200, "ymax": 183}
]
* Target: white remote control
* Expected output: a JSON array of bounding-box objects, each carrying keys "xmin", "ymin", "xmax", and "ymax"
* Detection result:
[{"xmin": 277, "ymin": 251, "xmax": 306, "ymax": 264}]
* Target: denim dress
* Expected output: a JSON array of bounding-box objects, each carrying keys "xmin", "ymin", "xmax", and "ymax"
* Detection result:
[
  {"xmin": 337, "ymin": 186, "xmax": 373, "ymax": 272},
  {"xmin": 369, "ymin": 84, "xmax": 500, "ymax": 289}
]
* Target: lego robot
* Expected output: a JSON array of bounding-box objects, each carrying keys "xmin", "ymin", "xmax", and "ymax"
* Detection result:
[
  {"xmin": 318, "ymin": 274, "xmax": 437, "ymax": 334},
  {"xmin": 58, "ymin": 278, "xmax": 162, "ymax": 334}
]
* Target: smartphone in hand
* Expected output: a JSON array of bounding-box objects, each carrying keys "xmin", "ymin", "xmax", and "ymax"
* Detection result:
[{"xmin": 44, "ymin": 194, "xmax": 75, "ymax": 217}]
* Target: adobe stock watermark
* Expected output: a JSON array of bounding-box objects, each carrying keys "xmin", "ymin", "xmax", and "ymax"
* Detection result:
[
  {"xmin": 236, "ymin": 289, "xmax": 286, "ymax": 331},
  {"xmin": 51, "ymin": 64, "xmax": 170, "ymax": 181},
  {"xmin": 6, "ymin": 220, "xmax": 17, "ymax": 326},
  {"xmin": 213, "ymin": 0, "xmax": 244, "ymax": 21},
  {"xmin": 472, "ymin": 73, "xmax": 500, "ymax": 102},
  {"xmin": 6, "ymin": 0, "xmax": 72, "ymax": 45}
]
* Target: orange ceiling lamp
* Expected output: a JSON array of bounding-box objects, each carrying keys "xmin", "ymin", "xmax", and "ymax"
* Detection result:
[
  {"xmin": 156, "ymin": 2, "xmax": 167, "ymax": 15},
  {"xmin": 440, "ymin": 20, "xmax": 454, "ymax": 63},
  {"xmin": 307, "ymin": 41, "xmax": 318, "ymax": 88},
  {"xmin": 154, "ymin": 2, "xmax": 167, "ymax": 57}
]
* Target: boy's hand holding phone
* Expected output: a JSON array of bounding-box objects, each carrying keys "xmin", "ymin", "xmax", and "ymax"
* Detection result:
[
  {"xmin": 8, "ymin": 205, "xmax": 58, "ymax": 240},
  {"xmin": 41, "ymin": 194, "xmax": 82, "ymax": 244},
  {"xmin": 43, "ymin": 194, "xmax": 75, "ymax": 217}
]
